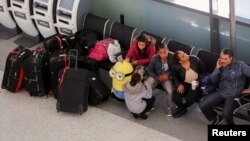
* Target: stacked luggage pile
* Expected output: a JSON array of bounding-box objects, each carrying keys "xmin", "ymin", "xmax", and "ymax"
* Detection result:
[{"xmin": 1, "ymin": 31, "xmax": 112, "ymax": 115}]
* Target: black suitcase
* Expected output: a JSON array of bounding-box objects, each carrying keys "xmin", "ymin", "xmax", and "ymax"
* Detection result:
[
  {"xmin": 49, "ymin": 50, "xmax": 68, "ymax": 98},
  {"xmin": 23, "ymin": 47, "xmax": 51, "ymax": 97},
  {"xmin": 88, "ymin": 72, "xmax": 111, "ymax": 105},
  {"xmin": 57, "ymin": 50, "xmax": 89, "ymax": 114},
  {"xmin": 49, "ymin": 50, "xmax": 76, "ymax": 99},
  {"xmin": 44, "ymin": 34, "xmax": 73, "ymax": 53},
  {"xmin": 1, "ymin": 46, "xmax": 31, "ymax": 93}
]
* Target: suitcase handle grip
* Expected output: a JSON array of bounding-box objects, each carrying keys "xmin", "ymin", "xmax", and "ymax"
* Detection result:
[{"xmin": 68, "ymin": 49, "xmax": 78, "ymax": 69}]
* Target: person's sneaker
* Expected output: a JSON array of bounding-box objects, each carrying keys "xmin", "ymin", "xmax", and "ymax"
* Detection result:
[
  {"xmin": 167, "ymin": 107, "xmax": 173, "ymax": 117},
  {"xmin": 150, "ymin": 107, "xmax": 155, "ymax": 111},
  {"xmin": 211, "ymin": 114, "xmax": 225, "ymax": 125}
]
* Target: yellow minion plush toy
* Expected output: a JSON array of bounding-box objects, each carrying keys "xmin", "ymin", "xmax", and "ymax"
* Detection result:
[{"xmin": 109, "ymin": 61, "xmax": 133, "ymax": 101}]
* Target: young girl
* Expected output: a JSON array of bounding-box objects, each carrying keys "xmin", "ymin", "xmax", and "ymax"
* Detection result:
[
  {"xmin": 125, "ymin": 34, "xmax": 156, "ymax": 66},
  {"xmin": 123, "ymin": 73, "xmax": 155, "ymax": 119}
]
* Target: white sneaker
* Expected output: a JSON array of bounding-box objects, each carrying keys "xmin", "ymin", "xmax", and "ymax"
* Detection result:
[{"xmin": 167, "ymin": 107, "xmax": 173, "ymax": 117}]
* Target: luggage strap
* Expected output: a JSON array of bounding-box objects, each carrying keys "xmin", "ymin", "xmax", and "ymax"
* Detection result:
[
  {"xmin": 9, "ymin": 51, "xmax": 18, "ymax": 54},
  {"xmin": 58, "ymin": 66, "xmax": 69, "ymax": 89},
  {"xmin": 58, "ymin": 49, "xmax": 78, "ymax": 89},
  {"xmin": 56, "ymin": 36, "xmax": 64, "ymax": 51},
  {"xmin": 33, "ymin": 46, "xmax": 45, "ymax": 52}
]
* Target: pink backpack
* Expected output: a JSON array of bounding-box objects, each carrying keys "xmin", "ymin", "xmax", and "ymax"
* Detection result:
[{"xmin": 88, "ymin": 38, "xmax": 115, "ymax": 61}]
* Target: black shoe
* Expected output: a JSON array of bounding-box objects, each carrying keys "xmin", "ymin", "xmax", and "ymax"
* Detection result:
[
  {"xmin": 173, "ymin": 108, "xmax": 187, "ymax": 118},
  {"xmin": 131, "ymin": 113, "xmax": 139, "ymax": 119},
  {"xmin": 145, "ymin": 107, "xmax": 155, "ymax": 115},
  {"xmin": 211, "ymin": 114, "xmax": 225, "ymax": 125},
  {"xmin": 139, "ymin": 114, "xmax": 148, "ymax": 120}
]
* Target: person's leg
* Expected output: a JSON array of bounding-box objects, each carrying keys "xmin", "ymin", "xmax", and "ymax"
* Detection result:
[
  {"xmin": 172, "ymin": 86, "xmax": 188, "ymax": 118},
  {"xmin": 162, "ymin": 80, "xmax": 174, "ymax": 116},
  {"xmin": 142, "ymin": 96, "xmax": 156, "ymax": 113},
  {"xmin": 173, "ymin": 89, "xmax": 185, "ymax": 109},
  {"xmin": 185, "ymin": 85, "xmax": 200, "ymax": 108},
  {"xmin": 162, "ymin": 80, "xmax": 174, "ymax": 108},
  {"xmin": 145, "ymin": 77, "xmax": 158, "ymax": 89},
  {"xmin": 199, "ymin": 92, "xmax": 224, "ymax": 121},
  {"xmin": 139, "ymin": 96, "xmax": 156, "ymax": 119},
  {"xmin": 222, "ymin": 97, "xmax": 238, "ymax": 125}
]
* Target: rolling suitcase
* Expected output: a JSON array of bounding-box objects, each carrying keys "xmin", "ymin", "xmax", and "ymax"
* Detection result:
[
  {"xmin": 49, "ymin": 50, "xmax": 68, "ymax": 99},
  {"xmin": 57, "ymin": 50, "xmax": 89, "ymax": 114},
  {"xmin": 23, "ymin": 47, "xmax": 51, "ymax": 97},
  {"xmin": 1, "ymin": 46, "xmax": 31, "ymax": 93},
  {"xmin": 49, "ymin": 50, "xmax": 76, "ymax": 99},
  {"xmin": 88, "ymin": 72, "xmax": 111, "ymax": 105}
]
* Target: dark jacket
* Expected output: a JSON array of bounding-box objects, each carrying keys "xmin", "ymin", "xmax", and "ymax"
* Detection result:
[
  {"xmin": 146, "ymin": 53, "xmax": 173, "ymax": 84},
  {"xmin": 172, "ymin": 56, "xmax": 205, "ymax": 87},
  {"xmin": 210, "ymin": 60, "xmax": 250, "ymax": 98}
]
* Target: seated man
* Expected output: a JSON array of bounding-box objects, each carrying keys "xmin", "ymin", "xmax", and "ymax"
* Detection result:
[
  {"xmin": 146, "ymin": 43, "xmax": 174, "ymax": 116},
  {"xmin": 199, "ymin": 48, "xmax": 250, "ymax": 125}
]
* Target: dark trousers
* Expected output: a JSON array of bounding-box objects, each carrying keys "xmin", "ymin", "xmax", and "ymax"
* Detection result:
[
  {"xmin": 173, "ymin": 83, "xmax": 200, "ymax": 109},
  {"xmin": 199, "ymin": 92, "xmax": 238, "ymax": 124},
  {"xmin": 139, "ymin": 96, "xmax": 155, "ymax": 116}
]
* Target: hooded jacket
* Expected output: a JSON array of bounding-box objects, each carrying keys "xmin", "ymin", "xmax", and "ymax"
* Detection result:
[{"xmin": 123, "ymin": 81, "xmax": 153, "ymax": 114}]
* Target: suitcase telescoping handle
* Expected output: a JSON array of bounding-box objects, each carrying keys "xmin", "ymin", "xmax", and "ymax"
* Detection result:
[{"xmin": 68, "ymin": 49, "xmax": 78, "ymax": 69}]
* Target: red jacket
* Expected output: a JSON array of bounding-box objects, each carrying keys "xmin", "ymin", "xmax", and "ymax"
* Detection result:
[{"xmin": 125, "ymin": 41, "xmax": 156, "ymax": 65}]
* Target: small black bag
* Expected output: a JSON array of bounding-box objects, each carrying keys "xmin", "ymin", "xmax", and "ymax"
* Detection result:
[
  {"xmin": 88, "ymin": 72, "xmax": 110, "ymax": 105},
  {"xmin": 73, "ymin": 30, "xmax": 100, "ymax": 56}
]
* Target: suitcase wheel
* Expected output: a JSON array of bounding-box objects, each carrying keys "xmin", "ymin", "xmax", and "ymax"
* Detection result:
[{"xmin": 56, "ymin": 102, "xmax": 60, "ymax": 112}]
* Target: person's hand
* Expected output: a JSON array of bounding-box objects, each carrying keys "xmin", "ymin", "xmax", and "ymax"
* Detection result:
[
  {"xmin": 131, "ymin": 60, "xmax": 138, "ymax": 66},
  {"xmin": 216, "ymin": 58, "xmax": 222, "ymax": 69},
  {"xmin": 242, "ymin": 89, "xmax": 250, "ymax": 94},
  {"xmin": 177, "ymin": 84, "xmax": 184, "ymax": 94},
  {"xmin": 158, "ymin": 75, "xmax": 163, "ymax": 82},
  {"xmin": 124, "ymin": 58, "xmax": 130, "ymax": 62},
  {"xmin": 160, "ymin": 74, "xmax": 169, "ymax": 81}
]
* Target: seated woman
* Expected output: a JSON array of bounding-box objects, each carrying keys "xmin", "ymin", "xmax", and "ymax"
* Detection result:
[
  {"xmin": 125, "ymin": 34, "xmax": 156, "ymax": 67},
  {"xmin": 123, "ymin": 73, "xmax": 155, "ymax": 119},
  {"xmin": 172, "ymin": 51, "xmax": 205, "ymax": 118}
]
